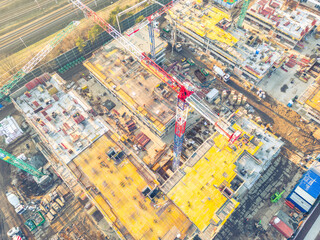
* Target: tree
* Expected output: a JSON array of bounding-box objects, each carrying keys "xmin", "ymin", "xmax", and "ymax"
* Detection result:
[
  {"xmin": 88, "ymin": 25, "xmax": 102, "ymax": 43},
  {"xmin": 135, "ymin": 15, "xmax": 144, "ymax": 23},
  {"xmin": 76, "ymin": 37, "xmax": 86, "ymax": 52},
  {"xmin": 108, "ymin": 14, "xmax": 117, "ymax": 26},
  {"xmin": 0, "ymin": 54, "xmax": 20, "ymax": 85}
]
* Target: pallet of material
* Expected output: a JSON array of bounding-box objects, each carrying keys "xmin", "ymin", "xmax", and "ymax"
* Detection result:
[{"xmin": 135, "ymin": 132, "xmax": 151, "ymax": 148}]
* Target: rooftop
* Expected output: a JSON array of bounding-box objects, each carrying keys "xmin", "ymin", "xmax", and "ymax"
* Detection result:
[
  {"xmin": 71, "ymin": 134, "xmax": 193, "ymax": 240},
  {"xmin": 169, "ymin": 0, "xmax": 285, "ymax": 80},
  {"xmin": 163, "ymin": 109, "xmax": 283, "ymax": 234},
  {"xmin": 84, "ymin": 46, "xmax": 176, "ymax": 134},
  {"xmin": 13, "ymin": 73, "xmax": 108, "ymax": 163},
  {"xmin": 247, "ymin": 0, "xmax": 318, "ymax": 40},
  {"xmin": 305, "ymin": 87, "xmax": 320, "ymax": 113},
  {"xmin": 170, "ymin": 3, "xmax": 238, "ymax": 47},
  {"xmin": 167, "ymin": 134, "xmax": 240, "ymax": 231}
]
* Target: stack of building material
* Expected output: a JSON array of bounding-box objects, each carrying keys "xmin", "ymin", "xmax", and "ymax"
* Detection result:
[
  {"xmin": 126, "ymin": 120, "xmax": 136, "ymax": 132},
  {"xmin": 285, "ymin": 57, "xmax": 297, "ymax": 68},
  {"xmin": 135, "ymin": 132, "xmax": 151, "ymax": 148},
  {"xmin": 73, "ymin": 113, "xmax": 85, "ymax": 124},
  {"xmin": 25, "ymin": 73, "xmax": 50, "ymax": 90},
  {"xmin": 0, "ymin": 116, "xmax": 24, "ymax": 144}
]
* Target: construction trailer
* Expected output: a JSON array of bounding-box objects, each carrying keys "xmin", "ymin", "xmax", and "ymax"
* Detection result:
[{"xmin": 286, "ymin": 163, "xmax": 320, "ymax": 213}]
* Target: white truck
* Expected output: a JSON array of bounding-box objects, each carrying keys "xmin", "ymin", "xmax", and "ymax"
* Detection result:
[
  {"xmin": 213, "ymin": 65, "xmax": 230, "ymax": 82},
  {"xmin": 6, "ymin": 192, "xmax": 26, "ymax": 214},
  {"xmin": 7, "ymin": 227, "xmax": 26, "ymax": 240}
]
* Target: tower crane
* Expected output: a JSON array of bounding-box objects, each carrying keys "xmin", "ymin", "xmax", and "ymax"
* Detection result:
[
  {"xmin": 71, "ymin": 0, "xmax": 230, "ymax": 171},
  {"xmin": 0, "ymin": 21, "xmax": 80, "ymax": 101},
  {"xmin": 0, "ymin": 149, "xmax": 45, "ymax": 179},
  {"xmin": 148, "ymin": 22, "xmax": 156, "ymax": 59},
  {"xmin": 124, "ymin": 0, "xmax": 180, "ymax": 59},
  {"xmin": 237, "ymin": 0, "xmax": 250, "ymax": 27}
]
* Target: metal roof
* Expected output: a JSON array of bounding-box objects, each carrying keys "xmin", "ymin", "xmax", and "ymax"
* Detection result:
[
  {"xmin": 287, "ymin": 169, "xmax": 320, "ymax": 212},
  {"xmin": 297, "ymin": 170, "xmax": 320, "ymax": 199}
]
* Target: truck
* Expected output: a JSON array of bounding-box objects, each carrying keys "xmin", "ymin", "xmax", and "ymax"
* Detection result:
[
  {"xmin": 175, "ymin": 43, "xmax": 182, "ymax": 52},
  {"xmin": 213, "ymin": 65, "xmax": 230, "ymax": 82},
  {"xmin": 201, "ymin": 68, "xmax": 209, "ymax": 76},
  {"xmin": 6, "ymin": 192, "xmax": 26, "ymax": 214},
  {"xmin": 182, "ymin": 63, "xmax": 190, "ymax": 69},
  {"xmin": 7, "ymin": 227, "xmax": 26, "ymax": 240},
  {"xmin": 187, "ymin": 59, "xmax": 195, "ymax": 66},
  {"xmin": 194, "ymin": 69, "xmax": 207, "ymax": 83}
]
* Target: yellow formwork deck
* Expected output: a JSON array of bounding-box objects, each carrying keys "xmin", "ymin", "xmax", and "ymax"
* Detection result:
[
  {"xmin": 168, "ymin": 130, "xmax": 262, "ymax": 231},
  {"xmin": 306, "ymin": 88, "xmax": 320, "ymax": 113},
  {"xmin": 171, "ymin": 6, "xmax": 238, "ymax": 47},
  {"xmin": 73, "ymin": 135, "xmax": 192, "ymax": 240}
]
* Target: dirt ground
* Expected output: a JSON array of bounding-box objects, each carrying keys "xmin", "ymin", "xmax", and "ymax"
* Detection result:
[
  {"xmin": 0, "ymin": 160, "xmax": 34, "ymax": 240},
  {"xmin": 57, "ymin": 211, "xmax": 106, "ymax": 240},
  {"xmin": 201, "ymin": 58, "xmax": 320, "ymax": 156}
]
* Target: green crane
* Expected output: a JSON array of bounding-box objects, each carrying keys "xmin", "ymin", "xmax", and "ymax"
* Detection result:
[
  {"xmin": 271, "ymin": 190, "xmax": 286, "ymax": 203},
  {"xmin": 0, "ymin": 149, "xmax": 45, "ymax": 179},
  {"xmin": 237, "ymin": 0, "xmax": 250, "ymax": 28},
  {"xmin": 0, "ymin": 21, "xmax": 80, "ymax": 101}
]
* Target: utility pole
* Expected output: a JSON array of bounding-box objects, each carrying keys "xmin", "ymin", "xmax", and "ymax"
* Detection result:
[
  {"xmin": 20, "ymin": 37, "xmax": 28, "ymax": 48},
  {"xmin": 35, "ymin": 0, "xmax": 41, "ymax": 9}
]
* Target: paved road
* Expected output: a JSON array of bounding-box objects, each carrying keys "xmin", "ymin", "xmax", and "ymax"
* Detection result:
[
  {"xmin": 0, "ymin": 0, "xmax": 113, "ymax": 55},
  {"xmin": 294, "ymin": 202, "xmax": 320, "ymax": 240}
]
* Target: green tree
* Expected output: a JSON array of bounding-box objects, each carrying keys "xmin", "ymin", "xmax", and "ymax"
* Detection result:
[
  {"xmin": 76, "ymin": 37, "xmax": 86, "ymax": 52},
  {"xmin": 108, "ymin": 14, "xmax": 117, "ymax": 26},
  {"xmin": 88, "ymin": 25, "xmax": 102, "ymax": 43},
  {"xmin": 135, "ymin": 15, "xmax": 144, "ymax": 23},
  {"xmin": 111, "ymin": 6, "xmax": 122, "ymax": 15}
]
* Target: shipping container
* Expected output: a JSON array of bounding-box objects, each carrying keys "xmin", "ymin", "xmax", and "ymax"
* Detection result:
[{"xmin": 270, "ymin": 216, "xmax": 294, "ymax": 238}]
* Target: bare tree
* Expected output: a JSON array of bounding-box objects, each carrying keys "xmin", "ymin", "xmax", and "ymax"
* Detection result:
[{"xmin": 0, "ymin": 54, "xmax": 21, "ymax": 84}]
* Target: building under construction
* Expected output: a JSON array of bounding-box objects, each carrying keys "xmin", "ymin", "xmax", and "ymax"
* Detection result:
[
  {"xmin": 68, "ymin": 132, "xmax": 194, "ymax": 239},
  {"xmin": 84, "ymin": 45, "xmax": 176, "ymax": 137},
  {"xmin": 168, "ymin": 0, "xmax": 287, "ymax": 83},
  {"xmin": 11, "ymin": 73, "xmax": 108, "ymax": 164},
  {"xmin": 161, "ymin": 109, "xmax": 283, "ymax": 239},
  {"xmin": 244, "ymin": 0, "xmax": 318, "ymax": 49}
]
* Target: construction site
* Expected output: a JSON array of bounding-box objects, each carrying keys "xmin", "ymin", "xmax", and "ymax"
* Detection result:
[{"xmin": 0, "ymin": 0, "xmax": 320, "ymax": 239}]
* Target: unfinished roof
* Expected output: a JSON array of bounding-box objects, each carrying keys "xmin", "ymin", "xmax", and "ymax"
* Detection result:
[
  {"xmin": 169, "ymin": 0, "xmax": 285, "ymax": 80},
  {"xmin": 241, "ymin": 43, "xmax": 283, "ymax": 78},
  {"xmin": 248, "ymin": 0, "xmax": 317, "ymax": 40},
  {"xmin": 13, "ymin": 74, "xmax": 107, "ymax": 163},
  {"xmin": 84, "ymin": 46, "xmax": 176, "ymax": 134},
  {"xmin": 167, "ymin": 133, "xmax": 242, "ymax": 231},
  {"xmin": 170, "ymin": 3, "xmax": 238, "ymax": 47},
  {"xmin": 165, "ymin": 109, "xmax": 283, "ymax": 232},
  {"xmin": 306, "ymin": 88, "xmax": 320, "ymax": 113},
  {"xmin": 72, "ymin": 134, "xmax": 192, "ymax": 240}
]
